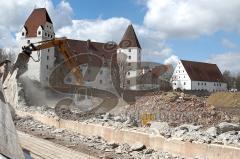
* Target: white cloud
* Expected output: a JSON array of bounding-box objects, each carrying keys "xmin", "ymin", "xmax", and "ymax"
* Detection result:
[
  {"xmin": 221, "ymin": 38, "xmax": 236, "ymax": 49},
  {"xmin": 5, "ymin": 0, "xmax": 240, "ymax": 73},
  {"xmin": 56, "ymin": 18, "xmax": 130, "ymax": 42},
  {"xmin": 207, "ymin": 52, "xmax": 240, "ymax": 73},
  {"xmin": 144, "ymin": 0, "xmax": 240, "ymax": 38},
  {"xmin": 164, "ymin": 55, "xmax": 179, "ymax": 66},
  {"xmin": 0, "ymin": 0, "xmax": 73, "ymax": 48}
]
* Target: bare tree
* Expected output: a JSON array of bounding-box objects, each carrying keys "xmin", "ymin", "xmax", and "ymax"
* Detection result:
[
  {"xmin": 0, "ymin": 48, "xmax": 16, "ymax": 64},
  {"xmin": 117, "ymin": 52, "xmax": 128, "ymax": 89}
]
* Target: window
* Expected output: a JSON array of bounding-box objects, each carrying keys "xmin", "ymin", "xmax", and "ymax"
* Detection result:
[
  {"xmin": 183, "ymin": 70, "xmax": 184, "ymax": 73},
  {"xmin": 184, "ymin": 82, "xmax": 186, "ymax": 85},
  {"xmin": 47, "ymin": 56, "xmax": 49, "ymax": 60},
  {"xmin": 22, "ymin": 32, "xmax": 24, "ymax": 36},
  {"xmin": 128, "ymin": 63, "xmax": 131, "ymax": 66},
  {"xmin": 174, "ymin": 83, "xmax": 176, "ymax": 85},
  {"xmin": 198, "ymin": 82, "xmax": 200, "ymax": 86},
  {"xmin": 46, "ymin": 65, "xmax": 48, "ymax": 69},
  {"xmin": 128, "ymin": 72, "xmax": 130, "ymax": 75},
  {"xmin": 27, "ymin": 40, "xmax": 30, "ymax": 44},
  {"xmin": 128, "ymin": 49, "xmax": 131, "ymax": 52},
  {"xmin": 99, "ymin": 80, "xmax": 102, "ymax": 84},
  {"xmin": 45, "ymin": 33, "xmax": 47, "ymax": 36},
  {"xmin": 184, "ymin": 76, "xmax": 185, "ymax": 78},
  {"xmin": 46, "ymin": 77, "xmax": 48, "ymax": 81},
  {"xmin": 214, "ymin": 83, "xmax": 216, "ymax": 86},
  {"xmin": 38, "ymin": 31, "xmax": 41, "ymax": 35},
  {"xmin": 220, "ymin": 83, "xmax": 221, "ymax": 87},
  {"xmin": 128, "ymin": 56, "xmax": 131, "ymax": 59},
  {"xmin": 51, "ymin": 35, "xmax": 53, "ymax": 38},
  {"xmin": 202, "ymin": 83, "xmax": 203, "ymax": 85},
  {"xmin": 48, "ymin": 49, "xmax": 50, "ymax": 52},
  {"xmin": 100, "ymin": 70, "xmax": 103, "ymax": 74},
  {"xmin": 205, "ymin": 83, "xmax": 206, "ymax": 86},
  {"xmin": 50, "ymin": 26, "xmax": 51, "ymax": 29},
  {"xmin": 127, "ymin": 80, "xmax": 130, "ymax": 84}
]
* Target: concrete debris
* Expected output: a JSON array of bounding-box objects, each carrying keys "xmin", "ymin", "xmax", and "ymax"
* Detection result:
[
  {"xmin": 116, "ymin": 91, "xmax": 238, "ymax": 128},
  {"xmin": 130, "ymin": 143, "xmax": 146, "ymax": 151},
  {"xmin": 149, "ymin": 121, "xmax": 172, "ymax": 138},
  {"xmin": 217, "ymin": 122, "xmax": 240, "ymax": 134},
  {"xmin": 14, "ymin": 116, "xmax": 184, "ymax": 159},
  {"xmin": 205, "ymin": 127, "xmax": 218, "ymax": 137}
]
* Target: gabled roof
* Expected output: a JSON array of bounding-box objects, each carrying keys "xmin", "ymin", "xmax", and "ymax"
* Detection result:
[
  {"xmin": 181, "ymin": 60, "xmax": 225, "ymax": 82},
  {"xmin": 119, "ymin": 24, "xmax": 141, "ymax": 49},
  {"xmin": 64, "ymin": 39, "xmax": 117, "ymax": 60},
  {"xmin": 24, "ymin": 8, "xmax": 52, "ymax": 37}
]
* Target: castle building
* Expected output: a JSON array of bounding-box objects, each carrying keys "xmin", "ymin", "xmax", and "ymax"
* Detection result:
[
  {"xmin": 19, "ymin": 8, "xmax": 55, "ymax": 87},
  {"xmin": 19, "ymin": 8, "xmax": 143, "ymax": 91}
]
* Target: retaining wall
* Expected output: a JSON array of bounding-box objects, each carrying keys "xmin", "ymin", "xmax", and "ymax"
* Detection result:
[{"xmin": 16, "ymin": 110, "xmax": 240, "ymax": 159}]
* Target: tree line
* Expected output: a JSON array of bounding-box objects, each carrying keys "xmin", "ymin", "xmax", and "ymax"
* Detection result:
[{"xmin": 223, "ymin": 70, "xmax": 240, "ymax": 90}]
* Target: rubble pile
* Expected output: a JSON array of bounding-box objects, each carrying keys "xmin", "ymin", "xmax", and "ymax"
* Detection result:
[
  {"xmin": 147, "ymin": 121, "xmax": 240, "ymax": 146},
  {"xmin": 84, "ymin": 113, "xmax": 240, "ymax": 147},
  {"xmin": 117, "ymin": 91, "xmax": 239, "ymax": 127},
  {"xmin": 14, "ymin": 116, "xmax": 184, "ymax": 159}
]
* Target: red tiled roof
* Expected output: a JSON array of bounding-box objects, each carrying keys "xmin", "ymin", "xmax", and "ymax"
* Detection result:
[
  {"xmin": 181, "ymin": 60, "xmax": 225, "ymax": 82},
  {"xmin": 24, "ymin": 8, "xmax": 52, "ymax": 37},
  {"xmin": 65, "ymin": 39, "xmax": 117, "ymax": 60},
  {"xmin": 119, "ymin": 24, "xmax": 141, "ymax": 49}
]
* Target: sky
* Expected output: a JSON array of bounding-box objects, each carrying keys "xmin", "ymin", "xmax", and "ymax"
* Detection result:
[{"xmin": 0, "ymin": 0, "xmax": 240, "ymax": 74}]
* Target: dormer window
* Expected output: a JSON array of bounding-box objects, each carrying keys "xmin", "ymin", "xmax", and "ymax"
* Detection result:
[
  {"xmin": 38, "ymin": 31, "xmax": 41, "ymax": 35},
  {"xmin": 22, "ymin": 32, "xmax": 25, "ymax": 36}
]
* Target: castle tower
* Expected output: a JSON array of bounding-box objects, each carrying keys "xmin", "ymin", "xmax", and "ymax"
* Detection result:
[
  {"xmin": 19, "ymin": 8, "xmax": 55, "ymax": 87},
  {"xmin": 117, "ymin": 24, "xmax": 141, "ymax": 90}
]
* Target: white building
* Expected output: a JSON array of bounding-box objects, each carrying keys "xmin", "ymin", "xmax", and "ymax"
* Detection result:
[
  {"xmin": 171, "ymin": 60, "xmax": 227, "ymax": 92},
  {"xmin": 117, "ymin": 24, "xmax": 142, "ymax": 90},
  {"xmin": 19, "ymin": 8, "xmax": 55, "ymax": 87},
  {"xmin": 19, "ymin": 8, "xmax": 143, "ymax": 91}
]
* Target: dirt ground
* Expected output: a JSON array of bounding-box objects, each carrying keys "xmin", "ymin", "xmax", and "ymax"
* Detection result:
[{"xmin": 207, "ymin": 92, "xmax": 240, "ymax": 108}]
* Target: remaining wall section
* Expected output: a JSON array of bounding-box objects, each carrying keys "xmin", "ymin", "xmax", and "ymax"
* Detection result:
[{"xmin": 16, "ymin": 110, "xmax": 240, "ymax": 159}]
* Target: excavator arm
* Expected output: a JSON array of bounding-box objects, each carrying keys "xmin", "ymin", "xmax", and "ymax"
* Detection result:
[{"xmin": 13, "ymin": 38, "xmax": 83, "ymax": 85}]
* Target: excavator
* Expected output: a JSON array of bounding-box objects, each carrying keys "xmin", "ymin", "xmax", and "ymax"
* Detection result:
[
  {"xmin": 8, "ymin": 37, "xmax": 118, "ymax": 119},
  {"xmin": 12, "ymin": 37, "xmax": 83, "ymax": 85}
]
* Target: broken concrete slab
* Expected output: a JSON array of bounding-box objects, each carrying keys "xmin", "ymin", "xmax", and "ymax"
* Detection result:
[
  {"xmin": 217, "ymin": 122, "xmax": 240, "ymax": 134},
  {"xmin": 0, "ymin": 93, "xmax": 24, "ymax": 159}
]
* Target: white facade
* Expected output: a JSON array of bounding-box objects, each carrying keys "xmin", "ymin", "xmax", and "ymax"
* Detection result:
[
  {"xmin": 19, "ymin": 22, "xmax": 55, "ymax": 87},
  {"xmin": 171, "ymin": 61, "xmax": 227, "ymax": 92},
  {"xmin": 117, "ymin": 47, "xmax": 141, "ymax": 90},
  {"xmin": 64, "ymin": 64, "xmax": 114, "ymax": 92}
]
